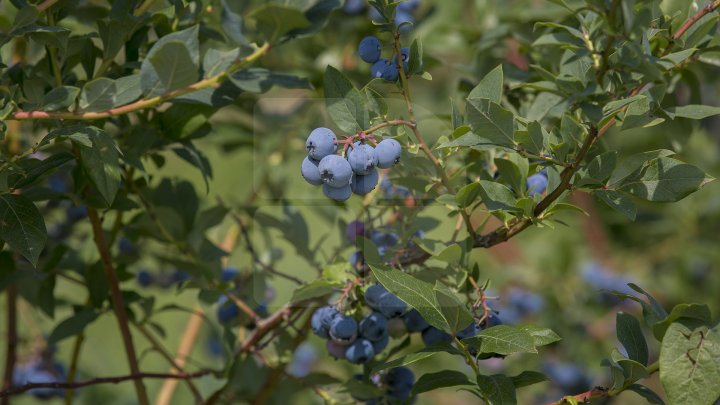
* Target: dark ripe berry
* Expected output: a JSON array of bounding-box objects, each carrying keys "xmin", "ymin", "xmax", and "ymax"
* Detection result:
[
  {"xmin": 359, "ymin": 312, "xmax": 388, "ymax": 341},
  {"xmin": 221, "ymin": 267, "xmax": 239, "ymax": 282},
  {"xmin": 346, "ymin": 220, "xmax": 366, "ymax": 242},
  {"xmin": 349, "ymin": 251, "xmax": 369, "ymax": 276},
  {"xmin": 216, "ymin": 295, "xmax": 240, "ymax": 324},
  {"xmin": 311, "ymin": 306, "xmax": 340, "ymax": 338},
  {"xmin": 378, "ymin": 293, "xmax": 407, "ymax": 318},
  {"xmin": 457, "ymin": 322, "xmax": 482, "ymax": 340},
  {"xmin": 343, "ymin": 0, "xmax": 365, "ymax": 14},
  {"xmin": 322, "ymin": 183, "xmax": 352, "ymax": 201},
  {"xmin": 526, "ymin": 171, "xmax": 548, "ymax": 196},
  {"xmin": 385, "ymin": 366, "xmax": 415, "ymax": 392},
  {"xmin": 329, "ymin": 315, "xmax": 358, "ymax": 342},
  {"xmin": 369, "ymin": 229, "xmax": 400, "ymax": 248},
  {"xmin": 306, "ymin": 127, "xmax": 338, "ymax": 160},
  {"xmin": 402, "ymin": 309, "xmax": 429, "ymax": 333},
  {"xmin": 370, "ymin": 58, "xmax": 398, "ymax": 81},
  {"xmin": 351, "ymin": 169, "xmax": 379, "ymax": 196},
  {"xmin": 371, "ymin": 334, "xmax": 389, "ymax": 353},
  {"xmin": 301, "ymin": 156, "xmax": 323, "ymax": 186},
  {"xmin": 347, "ymin": 143, "xmax": 378, "ymax": 175},
  {"xmin": 375, "ymin": 139, "xmax": 402, "ymax": 168},
  {"xmin": 319, "ymin": 155, "xmax": 353, "ymax": 188},
  {"xmin": 365, "ymin": 284, "xmax": 389, "ymax": 310},
  {"xmin": 345, "ymin": 339, "xmax": 375, "ymax": 364},
  {"xmin": 136, "ymin": 270, "xmax": 153, "ymax": 287},
  {"xmin": 358, "ymin": 36, "xmax": 382, "ymax": 63},
  {"xmin": 421, "ymin": 327, "xmax": 452, "ymax": 346}
]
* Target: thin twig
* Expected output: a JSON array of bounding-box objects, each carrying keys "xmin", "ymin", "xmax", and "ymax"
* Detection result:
[{"xmin": 1, "ymin": 287, "xmax": 18, "ymax": 405}]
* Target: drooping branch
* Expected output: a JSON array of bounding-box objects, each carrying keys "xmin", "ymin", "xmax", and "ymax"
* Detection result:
[{"xmin": 0, "ymin": 371, "xmax": 214, "ymax": 398}]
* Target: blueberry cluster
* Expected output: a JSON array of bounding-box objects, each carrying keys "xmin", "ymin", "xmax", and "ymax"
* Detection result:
[
  {"xmin": 361, "ymin": 366, "xmax": 416, "ymax": 404},
  {"xmin": 302, "ymin": 128, "xmax": 402, "ymax": 201},
  {"xmin": 13, "ymin": 358, "xmax": 67, "ymax": 399},
  {"xmin": 526, "ymin": 169, "xmax": 548, "ymax": 196},
  {"xmin": 311, "ymin": 306, "xmax": 388, "ymax": 364},
  {"xmin": 358, "ymin": 36, "xmax": 410, "ymax": 82}
]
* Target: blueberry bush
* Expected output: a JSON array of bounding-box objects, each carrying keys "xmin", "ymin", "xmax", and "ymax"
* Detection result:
[{"xmin": 0, "ymin": 0, "xmax": 719, "ymax": 404}]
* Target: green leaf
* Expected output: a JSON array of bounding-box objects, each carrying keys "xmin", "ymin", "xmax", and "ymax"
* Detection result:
[
  {"xmin": 76, "ymin": 127, "xmax": 122, "ymax": 206},
  {"xmin": 609, "ymin": 150, "xmax": 675, "ymax": 186},
  {"xmin": 516, "ymin": 121, "xmax": 546, "ymax": 156},
  {"xmin": 249, "ymin": 4, "xmax": 311, "ymax": 41},
  {"xmin": 48, "ymin": 309, "xmax": 99, "ymax": 344},
  {"xmin": 42, "ymin": 86, "xmax": 80, "ymax": 112},
  {"xmin": 369, "ymin": 263, "xmax": 449, "ymax": 333},
  {"xmin": 465, "ymin": 99, "xmax": 516, "ymax": 148},
  {"xmin": 518, "ymin": 325, "xmax": 562, "ymax": 347},
  {"xmin": 8, "ymin": 153, "xmax": 74, "ymax": 190},
  {"xmin": 659, "ymin": 319, "xmax": 720, "ymax": 405},
  {"xmin": 627, "ymin": 384, "xmax": 666, "ymax": 405},
  {"xmin": 220, "ymin": 0, "xmax": 248, "ymax": 46},
  {"xmin": 618, "ymin": 157, "xmax": 713, "ymax": 202},
  {"xmin": 509, "ymin": 371, "xmax": 548, "ymax": 388},
  {"xmin": 476, "ymin": 374, "xmax": 517, "ymax": 405},
  {"xmin": 230, "ymin": 68, "xmax": 311, "ymax": 93},
  {"xmin": 12, "ymin": 25, "xmax": 70, "ymax": 50},
  {"xmin": 113, "ymin": 74, "xmax": 143, "ymax": 107},
  {"xmin": 412, "ymin": 370, "xmax": 472, "ymax": 395},
  {"xmin": 468, "ymin": 65, "xmax": 503, "ymax": 104},
  {"xmin": 371, "ymin": 345, "xmax": 460, "ymax": 374},
  {"xmin": 407, "ymin": 38, "xmax": 424, "ymax": 75},
  {"xmin": 653, "ymin": 303, "xmax": 712, "ymax": 341},
  {"xmin": 323, "ymin": 65, "xmax": 369, "ymax": 134},
  {"xmin": 593, "ymin": 190, "xmax": 637, "ymax": 221},
  {"xmin": 577, "ymin": 151, "xmax": 617, "ymax": 187},
  {"xmin": 616, "ymin": 312, "xmax": 649, "ymax": 365},
  {"xmin": 79, "ymin": 78, "xmax": 116, "ymax": 112},
  {"xmin": 290, "ymin": 280, "xmax": 342, "ymax": 304},
  {"xmin": 433, "ymin": 282, "xmax": 473, "ymax": 334},
  {"xmin": 627, "ymin": 284, "xmax": 668, "ymax": 328},
  {"xmin": 665, "ymin": 104, "xmax": 720, "ymax": 119},
  {"xmin": 463, "ymin": 325, "xmax": 537, "ymax": 355},
  {"xmin": 494, "ymin": 155, "xmax": 527, "ymax": 196},
  {"xmin": 0, "ymin": 194, "xmax": 46, "ymax": 266},
  {"xmin": 204, "ymin": 48, "xmax": 240, "ymax": 78},
  {"xmin": 477, "ymin": 180, "xmax": 520, "ymax": 213},
  {"xmin": 140, "ymin": 26, "xmax": 199, "ymax": 98},
  {"xmin": 455, "ymin": 183, "xmax": 480, "ymax": 208}
]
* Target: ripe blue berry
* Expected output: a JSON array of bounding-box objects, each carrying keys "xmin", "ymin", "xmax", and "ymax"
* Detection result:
[
  {"xmin": 369, "ymin": 230, "xmax": 400, "ymax": 248},
  {"xmin": 343, "ymin": 0, "xmax": 365, "ymax": 14},
  {"xmin": 457, "ymin": 322, "xmax": 482, "ymax": 340},
  {"xmin": 385, "ymin": 367, "xmax": 415, "ymax": 397},
  {"xmin": 319, "ymin": 155, "xmax": 353, "ymax": 188},
  {"xmin": 378, "ymin": 293, "xmax": 407, "ymax": 318},
  {"xmin": 306, "ymin": 127, "xmax": 338, "ymax": 160},
  {"xmin": 221, "ymin": 267, "xmax": 239, "ymax": 282},
  {"xmin": 301, "ymin": 156, "xmax": 323, "ymax": 186},
  {"xmin": 365, "ymin": 284, "xmax": 389, "ymax": 310},
  {"xmin": 402, "ymin": 309, "xmax": 429, "ymax": 333},
  {"xmin": 397, "ymin": 0, "xmax": 421, "ymax": 12},
  {"xmin": 311, "ymin": 306, "xmax": 340, "ymax": 338},
  {"xmin": 172, "ymin": 271, "xmax": 190, "ymax": 283},
  {"xmin": 526, "ymin": 171, "xmax": 548, "ymax": 196},
  {"xmin": 370, "ymin": 58, "xmax": 399, "ymax": 81},
  {"xmin": 118, "ymin": 237, "xmax": 138, "ymax": 255},
  {"xmin": 322, "ymin": 183, "xmax": 352, "ymax": 201},
  {"xmin": 346, "ymin": 220, "xmax": 365, "ymax": 242},
  {"xmin": 421, "ymin": 327, "xmax": 452, "ymax": 345},
  {"xmin": 216, "ymin": 296, "xmax": 239, "ymax": 324},
  {"xmin": 347, "ymin": 143, "xmax": 378, "ymax": 174},
  {"xmin": 359, "ymin": 312, "xmax": 388, "ymax": 341},
  {"xmin": 358, "ymin": 36, "xmax": 382, "ymax": 64},
  {"xmin": 395, "ymin": 10, "xmax": 414, "ymax": 33},
  {"xmin": 375, "ymin": 139, "xmax": 402, "ymax": 168},
  {"xmin": 371, "ymin": 334, "xmax": 389, "ymax": 353},
  {"xmin": 329, "ymin": 315, "xmax": 358, "ymax": 343},
  {"xmin": 137, "ymin": 270, "xmax": 153, "ymax": 287},
  {"xmin": 351, "ymin": 169, "xmax": 379, "ymax": 195},
  {"xmin": 345, "ymin": 339, "xmax": 375, "ymax": 364}
]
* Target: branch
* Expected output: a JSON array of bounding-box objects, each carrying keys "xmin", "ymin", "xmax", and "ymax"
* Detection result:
[
  {"xmin": 87, "ymin": 207, "xmax": 150, "ymax": 405},
  {"xmin": 546, "ymin": 387, "xmax": 610, "ymax": 405},
  {"xmin": 673, "ymin": 0, "xmax": 720, "ymax": 41},
  {"xmin": 9, "ymin": 43, "xmax": 271, "ymax": 121},
  {"xmin": 36, "ymin": 0, "xmax": 59, "ymax": 12},
  {"xmin": 1, "ymin": 287, "xmax": 18, "ymax": 405},
  {"xmin": 0, "ymin": 371, "xmax": 214, "ymax": 398}
]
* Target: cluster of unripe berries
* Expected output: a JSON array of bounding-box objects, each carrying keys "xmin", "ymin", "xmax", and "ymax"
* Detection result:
[
  {"xmin": 302, "ymin": 128, "xmax": 402, "ymax": 201},
  {"xmin": 358, "ymin": 36, "xmax": 409, "ymax": 82}
]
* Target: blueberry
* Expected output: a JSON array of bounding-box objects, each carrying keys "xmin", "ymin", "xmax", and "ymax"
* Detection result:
[
  {"xmin": 395, "ymin": 10, "xmax": 414, "ymax": 33},
  {"xmin": 301, "ymin": 156, "xmax": 323, "ymax": 186},
  {"xmin": 369, "ymin": 230, "xmax": 400, "ymax": 248},
  {"xmin": 137, "ymin": 270, "xmax": 153, "ymax": 287},
  {"xmin": 352, "ymin": 169, "xmax": 379, "ymax": 196},
  {"xmin": 345, "ymin": 339, "xmax": 375, "ymax": 364},
  {"xmin": 306, "ymin": 127, "xmax": 338, "ymax": 160},
  {"xmin": 371, "ymin": 334, "xmax": 389, "ymax": 353},
  {"xmin": 311, "ymin": 306, "xmax": 339, "ymax": 338},
  {"xmin": 526, "ymin": 171, "xmax": 548, "ymax": 196},
  {"xmin": 370, "ymin": 58, "xmax": 388, "ymax": 79},
  {"xmin": 421, "ymin": 327, "xmax": 452, "ymax": 345},
  {"xmin": 319, "ymin": 155, "xmax": 353, "ymax": 188},
  {"xmin": 330, "ymin": 315, "xmax": 358, "ymax": 343},
  {"xmin": 25, "ymin": 368, "xmax": 62, "ymax": 399},
  {"xmin": 358, "ymin": 36, "xmax": 382, "ymax": 64},
  {"xmin": 287, "ymin": 343, "xmax": 318, "ymax": 377},
  {"xmin": 118, "ymin": 237, "xmax": 138, "ymax": 255},
  {"xmin": 378, "ymin": 293, "xmax": 407, "ymax": 318},
  {"xmin": 207, "ymin": 337, "xmax": 223, "ymax": 357},
  {"xmin": 346, "ymin": 220, "xmax": 366, "ymax": 243},
  {"xmin": 396, "ymin": 47, "xmax": 410, "ymax": 73},
  {"xmin": 375, "ymin": 139, "xmax": 402, "ymax": 168},
  {"xmin": 347, "ymin": 143, "xmax": 378, "ymax": 175},
  {"xmin": 457, "ymin": 322, "xmax": 481, "ymax": 340},
  {"xmin": 66, "ymin": 205, "xmax": 87, "ymax": 222},
  {"xmin": 480, "ymin": 315, "xmax": 503, "ymax": 329},
  {"xmin": 370, "ymin": 58, "xmax": 399, "ymax": 81},
  {"xmin": 48, "ymin": 176, "xmax": 67, "ymax": 193},
  {"xmin": 323, "ymin": 183, "xmax": 352, "ymax": 201},
  {"xmin": 402, "ymin": 309, "xmax": 429, "ymax": 333},
  {"xmin": 343, "ymin": 0, "xmax": 365, "ymax": 14},
  {"xmin": 365, "ymin": 284, "xmax": 389, "ymax": 310},
  {"xmin": 172, "ymin": 271, "xmax": 190, "ymax": 283},
  {"xmin": 385, "ymin": 367, "xmax": 415, "ymax": 400},
  {"xmin": 397, "ymin": 0, "xmax": 421, "ymax": 12},
  {"xmin": 326, "ymin": 340, "xmax": 347, "ymax": 359},
  {"xmin": 216, "ymin": 296, "xmax": 239, "ymax": 324},
  {"xmin": 359, "ymin": 312, "xmax": 388, "ymax": 341},
  {"xmin": 221, "ymin": 267, "xmax": 239, "ymax": 282},
  {"xmin": 350, "ymin": 251, "xmax": 368, "ymax": 276}
]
